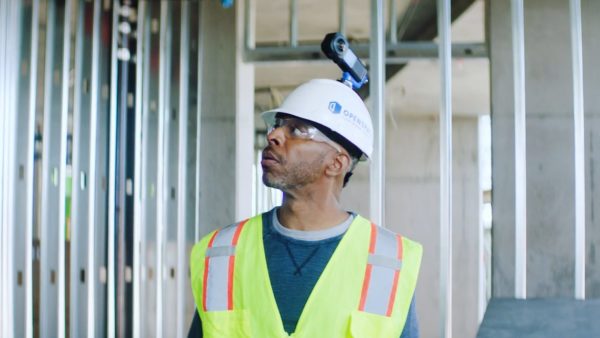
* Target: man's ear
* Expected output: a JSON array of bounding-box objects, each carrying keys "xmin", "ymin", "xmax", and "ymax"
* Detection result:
[{"xmin": 324, "ymin": 152, "xmax": 352, "ymax": 177}]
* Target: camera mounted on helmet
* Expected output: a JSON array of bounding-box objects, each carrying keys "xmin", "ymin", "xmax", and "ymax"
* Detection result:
[{"xmin": 321, "ymin": 33, "xmax": 369, "ymax": 90}]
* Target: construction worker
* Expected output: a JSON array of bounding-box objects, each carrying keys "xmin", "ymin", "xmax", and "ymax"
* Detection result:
[{"xmin": 188, "ymin": 79, "xmax": 422, "ymax": 337}]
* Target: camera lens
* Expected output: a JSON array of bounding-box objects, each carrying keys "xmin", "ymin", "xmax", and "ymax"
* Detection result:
[{"xmin": 334, "ymin": 37, "xmax": 346, "ymax": 53}]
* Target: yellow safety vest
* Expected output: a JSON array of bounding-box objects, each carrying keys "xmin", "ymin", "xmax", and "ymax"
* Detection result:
[{"xmin": 189, "ymin": 213, "xmax": 422, "ymax": 338}]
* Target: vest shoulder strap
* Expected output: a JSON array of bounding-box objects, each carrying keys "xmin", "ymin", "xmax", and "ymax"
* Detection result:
[
  {"xmin": 358, "ymin": 223, "xmax": 404, "ymax": 317},
  {"xmin": 201, "ymin": 219, "xmax": 248, "ymax": 312}
]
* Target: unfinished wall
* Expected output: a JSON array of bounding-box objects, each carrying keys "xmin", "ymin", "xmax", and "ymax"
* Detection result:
[{"xmin": 488, "ymin": 0, "xmax": 600, "ymax": 298}]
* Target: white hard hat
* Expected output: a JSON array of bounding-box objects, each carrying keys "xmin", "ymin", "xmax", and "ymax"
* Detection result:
[{"xmin": 261, "ymin": 79, "xmax": 373, "ymax": 160}]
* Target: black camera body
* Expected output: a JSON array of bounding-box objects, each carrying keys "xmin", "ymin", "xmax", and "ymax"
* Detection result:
[{"xmin": 321, "ymin": 32, "xmax": 368, "ymax": 89}]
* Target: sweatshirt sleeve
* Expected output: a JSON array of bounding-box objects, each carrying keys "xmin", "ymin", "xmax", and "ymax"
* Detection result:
[
  {"xmin": 400, "ymin": 295, "xmax": 419, "ymax": 338},
  {"xmin": 187, "ymin": 309, "xmax": 202, "ymax": 338}
]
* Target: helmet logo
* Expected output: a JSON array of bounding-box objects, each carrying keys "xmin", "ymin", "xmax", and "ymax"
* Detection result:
[{"xmin": 328, "ymin": 101, "xmax": 342, "ymax": 114}]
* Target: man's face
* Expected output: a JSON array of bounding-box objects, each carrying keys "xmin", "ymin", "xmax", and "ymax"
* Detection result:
[{"xmin": 261, "ymin": 116, "xmax": 339, "ymax": 191}]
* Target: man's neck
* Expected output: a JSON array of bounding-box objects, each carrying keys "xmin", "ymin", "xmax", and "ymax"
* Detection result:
[{"xmin": 277, "ymin": 192, "xmax": 349, "ymax": 231}]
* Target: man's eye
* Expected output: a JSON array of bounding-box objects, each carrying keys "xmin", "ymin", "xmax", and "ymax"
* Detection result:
[{"xmin": 291, "ymin": 125, "xmax": 309, "ymax": 136}]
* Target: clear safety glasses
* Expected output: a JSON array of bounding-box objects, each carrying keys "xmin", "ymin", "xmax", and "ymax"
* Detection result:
[{"xmin": 266, "ymin": 116, "xmax": 343, "ymax": 153}]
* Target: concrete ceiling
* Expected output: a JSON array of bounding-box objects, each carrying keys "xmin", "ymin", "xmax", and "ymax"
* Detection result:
[
  {"xmin": 254, "ymin": 0, "xmax": 488, "ymax": 119},
  {"xmin": 384, "ymin": 0, "xmax": 489, "ymax": 117},
  {"xmin": 255, "ymin": 0, "xmax": 397, "ymax": 44}
]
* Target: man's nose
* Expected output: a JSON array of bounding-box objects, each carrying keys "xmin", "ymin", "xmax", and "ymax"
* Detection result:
[{"xmin": 266, "ymin": 126, "xmax": 285, "ymax": 146}]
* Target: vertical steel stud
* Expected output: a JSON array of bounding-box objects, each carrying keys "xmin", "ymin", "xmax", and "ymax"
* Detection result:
[
  {"xmin": 570, "ymin": 0, "xmax": 586, "ymax": 300},
  {"xmin": 244, "ymin": 0, "xmax": 255, "ymax": 50},
  {"xmin": 0, "ymin": 1, "xmax": 21, "ymax": 336},
  {"xmin": 438, "ymin": 0, "xmax": 453, "ymax": 336},
  {"xmin": 108, "ymin": 1, "xmax": 120, "ymax": 336},
  {"xmin": 57, "ymin": 1, "xmax": 74, "ymax": 336},
  {"xmin": 132, "ymin": 3, "xmax": 145, "ymax": 336},
  {"xmin": 195, "ymin": 2, "xmax": 205, "ymax": 242},
  {"xmin": 39, "ymin": 0, "xmax": 63, "ymax": 335},
  {"xmin": 140, "ymin": 3, "xmax": 161, "ymax": 335},
  {"xmin": 236, "ymin": 0, "xmax": 255, "ymax": 221},
  {"xmin": 177, "ymin": 2, "xmax": 190, "ymax": 337},
  {"xmin": 369, "ymin": 0, "xmax": 385, "ymax": 227},
  {"xmin": 70, "ymin": 0, "xmax": 94, "ymax": 335},
  {"xmin": 22, "ymin": 0, "xmax": 40, "ymax": 338},
  {"xmin": 389, "ymin": 0, "xmax": 397, "ymax": 43},
  {"xmin": 156, "ymin": 2, "xmax": 172, "ymax": 336},
  {"xmin": 289, "ymin": 0, "xmax": 298, "ymax": 47},
  {"xmin": 86, "ymin": 0, "xmax": 102, "ymax": 335},
  {"xmin": 511, "ymin": 0, "xmax": 527, "ymax": 300},
  {"xmin": 338, "ymin": 0, "xmax": 346, "ymax": 36}
]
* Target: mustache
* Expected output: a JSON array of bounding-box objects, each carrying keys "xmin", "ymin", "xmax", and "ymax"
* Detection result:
[
  {"xmin": 262, "ymin": 147, "xmax": 282, "ymax": 162},
  {"xmin": 262, "ymin": 145, "xmax": 285, "ymax": 163}
]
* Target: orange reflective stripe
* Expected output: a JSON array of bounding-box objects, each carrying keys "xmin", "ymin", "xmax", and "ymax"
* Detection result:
[
  {"xmin": 368, "ymin": 223, "xmax": 377, "ymax": 254},
  {"xmin": 358, "ymin": 264, "xmax": 373, "ymax": 311},
  {"xmin": 358, "ymin": 223, "xmax": 377, "ymax": 311},
  {"xmin": 232, "ymin": 221, "xmax": 245, "ymax": 245},
  {"xmin": 386, "ymin": 235, "xmax": 403, "ymax": 316},
  {"xmin": 226, "ymin": 219, "xmax": 248, "ymax": 310},
  {"xmin": 227, "ymin": 255, "xmax": 235, "ymax": 310}
]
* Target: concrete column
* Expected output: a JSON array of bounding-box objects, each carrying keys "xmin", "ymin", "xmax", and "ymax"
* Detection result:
[
  {"xmin": 488, "ymin": 0, "xmax": 600, "ymax": 298},
  {"xmin": 197, "ymin": 0, "xmax": 254, "ymax": 237}
]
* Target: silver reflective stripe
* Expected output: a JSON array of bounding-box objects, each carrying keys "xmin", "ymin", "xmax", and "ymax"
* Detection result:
[
  {"xmin": 374, "ymin": 227, "xmax": 399, "ymax": 258},
  {"xmin": 211, "ymin": 223, "xmax": 240, "ymax": 247},
  {"xmin": 204, "ymin": 222, "xmax": 244, "ymax": 311},
  {"xmin": 363, "ymin": 263, "xmax": 396, "ymax": 316},
  {"xmin": 206, "ymin": 246, "xmax": 236, "ymax": 258},
  {"xmin": 205, "ymin": 255, "xmax": 230, "ymax": 311},
  {"xmin": 368, "ymin": 254, "xmax": 402, "ymax": 271},
  {"xmin": 362, "ymin": 226, "xmax": 402, "ymax": 316}
]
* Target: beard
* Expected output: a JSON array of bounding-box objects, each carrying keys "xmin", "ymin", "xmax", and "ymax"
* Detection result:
[{"xmin": 262, "ymin": 151, "xmax": 327, "ymax": 191}]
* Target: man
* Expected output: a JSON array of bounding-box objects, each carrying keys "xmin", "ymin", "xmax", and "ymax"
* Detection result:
[{"xmin": 188, "ymin": 79, "xmax": 422, "ymax": 337}]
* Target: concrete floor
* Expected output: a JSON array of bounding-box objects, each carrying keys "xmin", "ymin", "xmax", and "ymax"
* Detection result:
[{"xmin": 477, "ymin": 298, "xmax": 600, "ymax": 338}]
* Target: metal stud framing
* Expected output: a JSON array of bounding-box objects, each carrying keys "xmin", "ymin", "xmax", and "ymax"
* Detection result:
[
  {"xmin": 511, "ymin": 0, "xmax": 527, "ymax": 300},
  {"xmin": 195, "ymin": 1, "xmax": 206, "ymax": 243},
  {"xmin": 108, "ymin": 1, "xmax": 119, "ymax": 336},
  {"xmin": 132, "ymin": 2, "xmax": 144, "ymax": 336},
  {"xmin": 243, "ymin": 0, "xmax": 487, "ymax": 64},
  {"xmin": 39, "ymin": 1, "xmax": 65, "ymax": 336},
  {"xmin": 338, "ymin": 0, "xmax": 346, "ymax": 36},
  {"xmin": 289, "ymin": 0, "xmax": 298, "ymax": 47},
  {"xmin": 70, "ymin": 0, "xmax": 90, "ymax": 333},
  {"xmin": 57, "ymin": 1, "xmax": 74, "ymax": 336},
  {"xmin": 69, "ymin": 0, "xmax": 109, "ymax": 336},
  {"xmin": 1, "ymin": 0, "xmax": 22, "ymax": 336},
  {"xmin": 570, "ymin": 0, "xmax": 585, "ymax": 301},
  {"xmin": 370, "ymin": 0, "xmax": 385, "ymax": 227},
  {"xmin": 0, "ymin": 0, "xmax": 6, "ymax": 332},
  {"xmin": 163, "ymin": 2, "xmax": 179, "ymax": 336},
  {"xmin": 438, "ymin": 0, "xmax": 453, "ymax": 336},
  {"xmin": 13, "ymin": 0, "xmax": 40, "ymax": 336},
  {"xmin": 3, "ymin": 0, "xmax": 203, "ymax": 336},
  {"xmin": 140, "ymin": 2, "xmax": 161, "ymax": 336},
  {"xmin": 88, "ymin": 0, "xmax": 100, "ymax": 332},
  {"xmin": 155, "ymin": 2, "xmax": 170, "ymax": 335},
  {"xmin": 177, "ymin": 2, "xmax": 191, "ymax": 337},
  {"xmin": 388, "ymin": 0, "xmax": 397, "ymax": 43}
]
